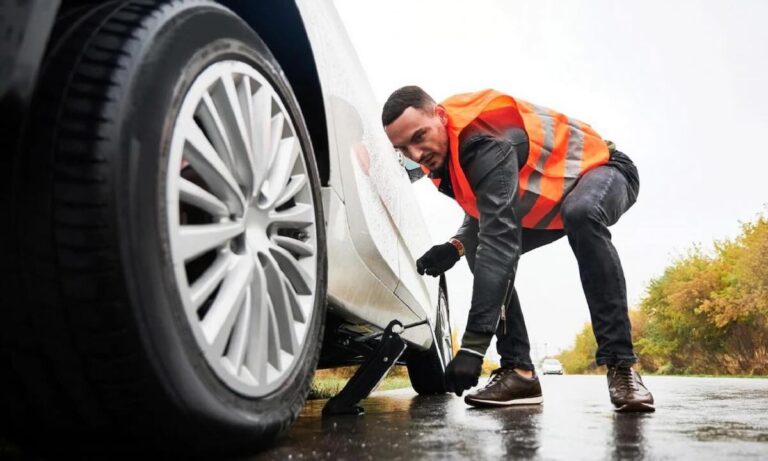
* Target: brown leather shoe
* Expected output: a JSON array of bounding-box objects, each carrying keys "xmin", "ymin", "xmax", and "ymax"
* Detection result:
[
  {"xmin": 464, "ymin": 368, "xmax": 543, "ymax": 407},
  {"xmin": 607, "ymin": 366, "xmax": 655, "ymax": 412}
]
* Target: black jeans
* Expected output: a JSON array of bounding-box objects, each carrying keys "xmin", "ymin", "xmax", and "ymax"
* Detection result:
[{"xmin": 474, "ymin": 152, "xmax": 640, "ymax": 369}]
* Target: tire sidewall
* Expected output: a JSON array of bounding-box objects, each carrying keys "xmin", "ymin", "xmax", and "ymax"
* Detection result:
[{"xmin": 111, "ymin": 3, "xmax": 326, "ymax": 433}]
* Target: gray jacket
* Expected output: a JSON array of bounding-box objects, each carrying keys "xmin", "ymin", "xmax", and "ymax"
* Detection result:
[{"xmin": 433, "ymin": 128, "xmax": 529, "ymax": 335}]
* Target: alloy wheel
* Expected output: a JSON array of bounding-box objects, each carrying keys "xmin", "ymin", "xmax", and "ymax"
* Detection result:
[{"xmin": 166, "ymin": 60, "xmax": 318, "ymax": 397}]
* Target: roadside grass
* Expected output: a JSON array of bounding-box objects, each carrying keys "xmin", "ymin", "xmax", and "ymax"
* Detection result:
[
  {"xmin": 558, "ymin": 368, "xmax": 768, "ymax": 378},
  {"xmin": 309, "ymin": 357, "xmax": 504, "ymax": 399},
  {"xmin": 309, "ymin": 375, "xmax": 413, "ymax": 400},
  {"xmin": 646, "ymin": 373, "xmax": 768, "ymax": 379},
  {"xmin": 309, "ymin": 365, "xmax": 412, "ymax": 400}
]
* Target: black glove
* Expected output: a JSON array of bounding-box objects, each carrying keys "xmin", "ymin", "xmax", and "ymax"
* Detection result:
[
  {"xmin": 444, "ymin": 350, "xmax": 483, "ymax": 397},
  {"xmin": 416, "ymin": 242, "xmax": 460, "ymax": 276}
]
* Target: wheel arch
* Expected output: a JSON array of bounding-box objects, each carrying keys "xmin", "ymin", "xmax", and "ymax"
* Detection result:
[
  {"xmin": 53, "ymin": 0, "xmax": 331, "ymax": 186},
  {"xmin": 219, "ymin": 0, "xmax": 331, "ymax": 186}
]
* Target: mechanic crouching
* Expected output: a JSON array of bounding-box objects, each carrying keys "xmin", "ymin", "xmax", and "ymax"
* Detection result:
[{"xmin": 382, "ymin": 86, "xmax": 654, "ymax": 413}]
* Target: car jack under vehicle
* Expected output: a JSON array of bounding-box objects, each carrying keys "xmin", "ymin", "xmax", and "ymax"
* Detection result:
[{"xmin": 322, "ymin": 319, "xmax": 427, "ymax": 416}]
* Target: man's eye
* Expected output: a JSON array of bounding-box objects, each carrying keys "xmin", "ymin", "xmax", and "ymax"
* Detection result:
[{"xmin": 415, "ymin": 132, "xmax": 424, "ymax": 142}]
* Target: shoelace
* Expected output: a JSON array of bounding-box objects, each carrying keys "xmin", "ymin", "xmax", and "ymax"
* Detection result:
[
  {"xmin": 484, "ymin": 368, "xmax": 513, "ymax": 388},
  {"xmin": 614, "ymin": 367, "xmax": 637, "ymax": 392}
]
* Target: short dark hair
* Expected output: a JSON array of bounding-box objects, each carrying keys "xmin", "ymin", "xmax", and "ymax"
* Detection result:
[{"xmin": 381, "ymin": 85, "xmax": 435, "ymax": 126}]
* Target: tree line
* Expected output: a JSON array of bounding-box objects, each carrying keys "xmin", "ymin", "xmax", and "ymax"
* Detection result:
[{"xmin": 558, "ymin": 213, "xmax": 768, "ymax": 376}]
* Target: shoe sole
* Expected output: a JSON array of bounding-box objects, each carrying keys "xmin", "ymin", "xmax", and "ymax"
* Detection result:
[
  {"xmin": 614, "ymin": 402, "xmax": 655, "ymax": 413},
  {"xmin": 464, "ymin": 395, "xmax": 544, "ymax": 407}
]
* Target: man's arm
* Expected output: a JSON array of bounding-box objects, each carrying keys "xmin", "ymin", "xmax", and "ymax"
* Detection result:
[
  {"xmin": 453, "ymin": 213, "xmax": 478, "ymax": 244},
  {"xmin": 458, "ymin": 134, "xmax": 523, "ymax": 355},
  {"xmin": 450, "ymin": 213, "xmax": 478, "ymax": 269}
]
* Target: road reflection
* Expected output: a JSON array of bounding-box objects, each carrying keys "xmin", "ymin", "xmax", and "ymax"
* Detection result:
[
  {"xmin": 254, "ymin": 377, "xmax": 768, "ymax": 460},
  {"xmin": 282, "ymin": 391, "xmax": 548, "ymax": 459},
  {"xmin": 610, "ymin": 413, "xmax": 649, "ymax": 460},
  {"xmin": 474, "ymin": 406, "xmax": 543, "ymax": 458},
  {"xmin": 415, "ymin": 395, "xmax": 544, "ymax": 458}
]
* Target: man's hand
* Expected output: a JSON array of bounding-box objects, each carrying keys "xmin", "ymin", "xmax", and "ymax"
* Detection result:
[
  {"xmin": 416, "ymin": 242, "xmax": 460, "ymax": 276},
  {"xmin": 444, "ymin": 350, "xmax": 483, "ymax": 396}
]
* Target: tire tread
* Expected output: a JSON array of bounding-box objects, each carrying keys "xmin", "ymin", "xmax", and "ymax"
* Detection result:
[{"xmin": 3, "ymin": 1, "xmax": 185, "ymax": 451}]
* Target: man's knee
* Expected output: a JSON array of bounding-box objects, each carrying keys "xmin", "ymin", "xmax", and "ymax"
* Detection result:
[{"xmin": 561, "ymin": 199, "xmax": 605, "ymax": 233}]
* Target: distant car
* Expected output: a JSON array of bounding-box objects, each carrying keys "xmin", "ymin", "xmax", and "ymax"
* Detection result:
[
  {"xmin": 1, "ymin": 0, "xmax": 451, "ymax": 455},
  {"xmin": 541, "ymin": 358, "xmax": 565, "ymax": 375}
]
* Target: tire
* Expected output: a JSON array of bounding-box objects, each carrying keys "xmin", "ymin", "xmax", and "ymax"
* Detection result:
[
  {"xmin": 406, "ymin": 282, "xmax": 453, "ymax": 395},
  {"xmin": 1, "ymin": 1, "xmax": 326, "ymax": 456}
]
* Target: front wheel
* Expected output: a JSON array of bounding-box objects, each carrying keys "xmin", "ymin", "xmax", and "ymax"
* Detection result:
[
  {"xmin": 3, "ymin": 1, "xmax": 326, "ymax": 455},
  {"xmin": 406, "ymin": 283, "xmax": 453, "ymax": 394}
]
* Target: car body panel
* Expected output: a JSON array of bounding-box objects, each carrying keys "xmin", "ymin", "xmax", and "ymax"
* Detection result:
[
  {"xmin": 395, "ymin": 183, "xmax": 440, "ymax": 327},
  {"xmin": 324, "ymin": 186, "xmax": 428, "ymax": 348},
  {"xmin": 295, "ymin": 0, "xmax": 439, "ymax": 347}
]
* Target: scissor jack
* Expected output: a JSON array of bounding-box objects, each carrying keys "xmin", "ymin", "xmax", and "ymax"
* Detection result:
[{"xmin": 322, "ymin": 319, "xmax": 426, "ymax": 416}]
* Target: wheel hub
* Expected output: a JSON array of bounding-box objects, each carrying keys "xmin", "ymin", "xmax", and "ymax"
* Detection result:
[{"xmin": 245, "ymin": 205, "xmax": 271, "ymax": 252}]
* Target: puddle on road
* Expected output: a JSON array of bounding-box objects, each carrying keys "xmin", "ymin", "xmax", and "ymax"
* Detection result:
[{"xmin": 686, "ymin": 421, "xmax": 768, "ymax": 443}]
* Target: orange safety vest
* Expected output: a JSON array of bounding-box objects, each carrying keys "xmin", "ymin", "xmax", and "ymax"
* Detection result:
[{"xmin": 428, "ymin": 89, "xmax": 610, "ymax": 230}]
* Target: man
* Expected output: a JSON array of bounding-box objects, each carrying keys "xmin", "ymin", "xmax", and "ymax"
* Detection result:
[{"xmin": 382, "ymin": 86, "xmax": 654, "ymax": 412}]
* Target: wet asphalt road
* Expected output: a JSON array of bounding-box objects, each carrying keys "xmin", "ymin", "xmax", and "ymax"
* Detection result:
[{"xmin": 248, "ymin": 375, "xmax": 768, "ymax": 460}]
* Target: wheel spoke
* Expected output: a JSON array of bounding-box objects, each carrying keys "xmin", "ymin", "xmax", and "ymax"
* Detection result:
[
  {"xmin": 268, "ymin": 112, "xmax": 285, "ymax": 171},
  {"xmin": 179, "ymin": 177, "xmax": 229, "ymax": 217},
  {"xmin": 223, "ymin": 287, "xmax": 251, "ymax": 375},
  {"xmin": 275, "ymin": 174, "xmax": 307, "ymax": 209},
  {"xmin": 237, "ymin": 76, "xmax": 253, "ymax": 145},
  {"xmin": 261, "ymin": 137, "xmax": 300, "ymax": 208},
  {"xmin": 268, "ymin": 203, "xmax": 314, "ymax": 228},
  {"xmin": 220, "ymin": 73, "xmax": 254, "ymax": 190},
  {"xmin": 250, "ymin": 85, "xmax": 272, "ymax": 191},
  {"xmin": 244, "ymin": 261, "xmax": 270, "ymax": 384},
  {"xmin": 183, "ymin": 119, "xmax": 245, "ymax": 214},
  {"xmin": 238, "ymin": 76, "xmax": 257, "ymax": 193},
  {"xmin": 198, "ymin": 92, "xmax": 236, "ymax": 174},
  {"xmin": 201, "ymin": 255, "xmax": 252, "ymax": 353},
  {"xmin": 189, "ymin": 251, "xmax": 232, "ymax": 310},
  {"xmin": 281, "ymin": 271, "xmax": 306, "ymax": 324},
  {"xmin": 262, "ymin": 251, "xmax": 298, "ymax": 355},
  {"xmin": 269, "ymin": 246, "xmax": 313, "ymax": 295},
  {"xmin": 266, "ymin": 297, "xmax": 282, "ymax": 372},
  {"xmin": 178, "ymin": 221, "xmax": 243, "ymax": 261},
  {"xmin": 272, "ymin": 235, "xmax": 314, "ymax": 258}
]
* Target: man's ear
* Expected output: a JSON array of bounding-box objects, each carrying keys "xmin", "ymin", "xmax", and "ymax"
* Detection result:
[{"xmin": 435, "ymin": 105, "xmax": 448, "ymax": 126}]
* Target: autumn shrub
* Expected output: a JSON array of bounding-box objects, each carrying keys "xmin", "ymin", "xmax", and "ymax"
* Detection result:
[{"xmin": 559, "ymin": 212, "xmax": 768, "ymax": 376}]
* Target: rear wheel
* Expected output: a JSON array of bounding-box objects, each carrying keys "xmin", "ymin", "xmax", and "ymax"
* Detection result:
[
  {"xmin": 406, "ymin": 284, "xmax": 453, "ymax": 394},
  {"xmin": 2, "ymin": 1, "xmax": 325, "ymax": 455}
]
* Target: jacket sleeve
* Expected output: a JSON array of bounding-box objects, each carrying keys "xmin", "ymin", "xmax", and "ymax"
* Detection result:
[
  {"xmin": 459, "ymin": 134, "xmax": 522, "ymax": 336},
  {"xmin": 452, "ymin": 213, "xmax": 478, "ymax": 264}
]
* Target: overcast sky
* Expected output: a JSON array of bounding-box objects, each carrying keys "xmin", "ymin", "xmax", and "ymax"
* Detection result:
[{"xmin": 333, "ymin": 0, "xmax": 768, "ymax": 359}]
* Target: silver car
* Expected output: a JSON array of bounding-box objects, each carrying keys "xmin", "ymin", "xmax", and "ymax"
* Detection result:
[
  {"xmin": 541, "ymin": 358, "xmax": 565, "ymax": 375},
  {"xmin": 0, "ymin": 0, "xmax": 451, "ymax": 455}
]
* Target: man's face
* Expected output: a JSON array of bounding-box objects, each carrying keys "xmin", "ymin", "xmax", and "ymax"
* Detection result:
[{"xmin": 384, "ymin": 105, "xmax": 449, "ymax": 172}]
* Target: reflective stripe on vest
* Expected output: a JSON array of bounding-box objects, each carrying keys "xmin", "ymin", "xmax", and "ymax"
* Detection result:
[{"xmin": 433, "ymin": 89, "xmax": 609, "ymax": 230}]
